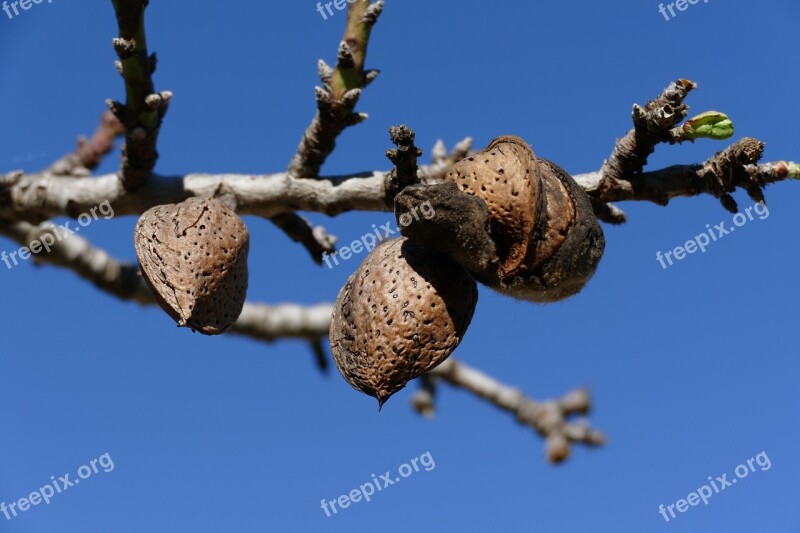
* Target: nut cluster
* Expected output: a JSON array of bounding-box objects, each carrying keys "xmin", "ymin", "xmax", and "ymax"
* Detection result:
[
  {"xmin": 330, "ymin": 134, "xmax": 605, "ymax": 406},
  {"xmin": 128, "ymin": 134, "xmax": 602, "ymax": 406}
]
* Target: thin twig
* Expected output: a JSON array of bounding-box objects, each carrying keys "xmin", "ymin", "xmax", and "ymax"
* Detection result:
[
  {"xmin": 598, "ymin": 79, "xmax": 696, "ymax": 197},
  {"xmin": 110, "ymin": 0, "xmax": 171, "ymax": 190},
  {"xmin": 267, "ymin": 212, "xmax": 337, "ymax": 265},
  {"xmin": 47, "ymin": 111, "xmax": 124, "ymax": 176},
  {"xmin": 384, "ymin": 124, "xmax": 423, "ymax": 201},
  {"xmin": 288, "ymin": 0, "xmax": 383, "ymax": 178},
  {"xmin": 0, "ymin": 219, "xmax": 332, "ymax": 342},
  {"xmin": 428, "ymin": 358, "xmax": 605, "ymax": 463}
]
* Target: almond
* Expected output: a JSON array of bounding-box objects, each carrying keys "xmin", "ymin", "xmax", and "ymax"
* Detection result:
[
  {"xmin": 134, "ymin": 197, "xmax": 249, "ymax": 335},
  {"xmin": 330, "ymin": 237, "xmax": 477, "ymax": 407},
  {"xmin": 445, "ymin": 135, "xmax": 540, "ymax": 278},
  {"xmin": 445, "ymin": 136, "xmax": 604, "ymax": 301}
]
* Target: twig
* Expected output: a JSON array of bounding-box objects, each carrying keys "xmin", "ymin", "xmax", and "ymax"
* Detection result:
[
  {"xmin": 310, "ymin": 338, "xmax": 330, "ymax": 374},
  {"xmin": 288, "ymin": 0, "xmax": 383, "ymax": 178},
  {"xmin": 110, "ymin": 0, "xmax": 171, "ymax": 190},
  {"xmin": 590, "ymin": 200, "xmax": 627, "ymax": 225},
  {"xmin": 384, "ymin": 125, "xmax": 423, "ymax": 201},
  {"xmin": 583, "ymin": 138, "xmax": 793, "ymax": 211},
  {"xmin": 428, "ymin": 358, "xmax": 605, "ymax": 463},
  {"xmin": 267, "ymin": 212, "xmax": 337, "ymax": 265},
  {"xmin": 0, "ymin": 219, "xmax": 333, "ymax": 342},
  {"xmin": 598, "ymin": 79, "xmax": 696, "ymax": 197},
  {"xmin": 47, "ymin": 111, "xmax": 124, "ymax": 176},
  {"xmin": 410, "ymin": 374, "xmax": 437, "ymax": 418},
  {"xmin": 268, "ymin": 1, "xmax": 383, "ymax": 263}
]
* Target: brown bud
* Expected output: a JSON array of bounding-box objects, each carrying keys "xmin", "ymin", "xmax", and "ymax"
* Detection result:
[
  {"xmin": 329, "ymin": 237, "xmax": 478, "ymax": 408},
  {"xmin": 445, "ymin": 136, "xmax": 604, "ymax": 302},
  {"xmin": 134, "ymin": 197, "xmax": 249, "ymax": 335}
]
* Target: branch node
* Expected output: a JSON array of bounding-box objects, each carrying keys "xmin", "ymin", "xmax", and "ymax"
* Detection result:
[
  {"xmin": 337, "ymin": 40, "xmax": 355, "ymax": 68},
  {"xmin": 112, "ymin": 37, "xmax": 135, "ymax": 58},
  {"xmin": 363, "ymin": 0, "xmax": 384, "ymax": 25},
  {"xmin": 364, "ymin": 69, "xmax": 380, "ymax": 86},
  {"xmin": 317, "ymin": 59, "xmax": 334, "ymax": 83},
  {"xmin": 385, "ymin": 125, "xmax": 422, "ymax": 200}
]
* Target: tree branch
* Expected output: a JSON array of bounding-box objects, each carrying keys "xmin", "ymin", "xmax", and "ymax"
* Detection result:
[
  {"xmin": 424, "ymin": 358, "xmax": 605, "ymax": 463},
  {"xmin": 288, "ymin": 0, "xmax": 383, "ymax": 179},
  {"xmin": 110, "ymin": 0, "xmax": 171, "ymax": 190},
  {"xmin": 266, "ymin": 213, "xmax": 337, "ymax": 265},
  {"xmin": 384, "ymin": 124, "xmax": 423, "ymax": 201},
  {"xmin": 273, "ymin": 2, "xmax": 385, "ymax": 263},
  {"xmin": 3, "ymin": 152, "xmax": 795, "ymax": 223},
  {"xmin": 582, "ymin": 140, "xmax": 798, "ymax": 209},
  {"xmin": 598, "ymin": 78, "xmax": 697, "ymax": 197},
  {"xmin": 0, "ymin": 218, "xmax": 332, "ymax": 342},
  {"xmin": 46, "ymin": 111, "xmax": 124, "ymax": 176}
]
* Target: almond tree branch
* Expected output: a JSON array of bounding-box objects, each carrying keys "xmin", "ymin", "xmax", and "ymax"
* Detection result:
[
  {"xmin": 598, "ymin": 78, "xmax": 697, "ymax": 197},
  {"xmin": 110, "ymin": 0, "xmax": 171, "ymax": 190},
  {"xmin": 267, "ymin": 213, "xmax": 337, "ymax": 265},
  {"xmin": 47, "ymin": 111, "xmax": 124, "ymax": 176},
  {"xmin": 288, "ymin": 0, "xmax": 383, "ymax": 179},
  {"xmin": 581, "ymin": 140, "xmax": 798, "ymax": 209},
  {"xmin": 588, "ymin": 79, "xmax": 787, "ymax": 221},
  {"xmin": 384, "ymin": 124, "xmax": 423, "ymax": 201},
  {"xmin": 423, "ymin": 359, "xmax": 605, "ymax": 463},
  {"xmin": 263, "ymin": 2, "xmax": 384, "ymax": 264},
  {"xmin": 0, "ymin": 219, "xmax": 332, "ymax": 342},
  {"xmin": 2, "ymin": 152, "xmax": 796, "ymax": 223}
]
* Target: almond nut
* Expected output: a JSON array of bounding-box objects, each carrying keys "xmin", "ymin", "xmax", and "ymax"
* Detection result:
[
  {"xmin": 504, "ymin": 159, "xmax": 605, "ymax": 302},
  {"xmin": 445, "ymin": 136, "xmax": 604, "ymax": 301},
  {"xmin": 445, "ymin": 135, "xmax": 540, "ymax": 278},
  {"xmin": 134, "ymin": 197, "xmax": 249, "ymax": 335},
  {"xmin": 330, "ymin": 237, "xmax": 478, "ymax": 407}
]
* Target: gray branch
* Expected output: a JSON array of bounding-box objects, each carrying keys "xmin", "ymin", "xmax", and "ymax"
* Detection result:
[
  {"xmin": 3, "ymin": 153, "xmax": 795, "ymax": 224},
  {"xmin": 426, "ymin": 358, "xmax": 605, "ymax": 463},
  {"xmin": 0, "ymin": 219, "xmax": 332, "ymax": 342}
]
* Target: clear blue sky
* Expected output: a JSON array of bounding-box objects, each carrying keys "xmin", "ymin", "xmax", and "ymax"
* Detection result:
[{"xmin": 1, "ymin": 1, "xmax": 798, "ymax": 532}]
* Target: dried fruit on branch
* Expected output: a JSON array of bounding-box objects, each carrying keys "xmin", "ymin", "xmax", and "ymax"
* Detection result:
[
  {"xmin": 134, "ymin": 197, "xmax": 250, "ymax": 335},
  {"xmin": 330, "ymin": 237, "xmax": 478, "ymax": 407},
  {"xmin": 445, "ymin": 135, "xmax": 539, "ymax": 278},
  {"xmin": 445, "ymin": 136, "xmax": 605, "ymax": 302},
  {"xmin": 514, "ymin": 159, "xmax": 606, "ymax": 301}
]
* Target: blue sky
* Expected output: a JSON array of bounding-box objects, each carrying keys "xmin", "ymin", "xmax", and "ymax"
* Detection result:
[{"xmin": 1, "ymin": 1, "xmax": 798, "ymax": 531}]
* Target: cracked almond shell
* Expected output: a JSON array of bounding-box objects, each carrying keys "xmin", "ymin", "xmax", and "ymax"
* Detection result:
[
  {"xmin": 446, "ymin": 136, "xmax": 604, "ymax": 302},
  {"xmin": 445, "ymin": 135, "xmax": 540, "ymax": 278},
  {"xmin": 330, "ymin": 237, "xmax": 478, "ymax": 407},
  {"xmin": 134, "ymin": 197, "xmax": 250, "ymax": 335},
  {"xmin": 504, "ymin": 159, "xmax": 605, "ymax": 302}
]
